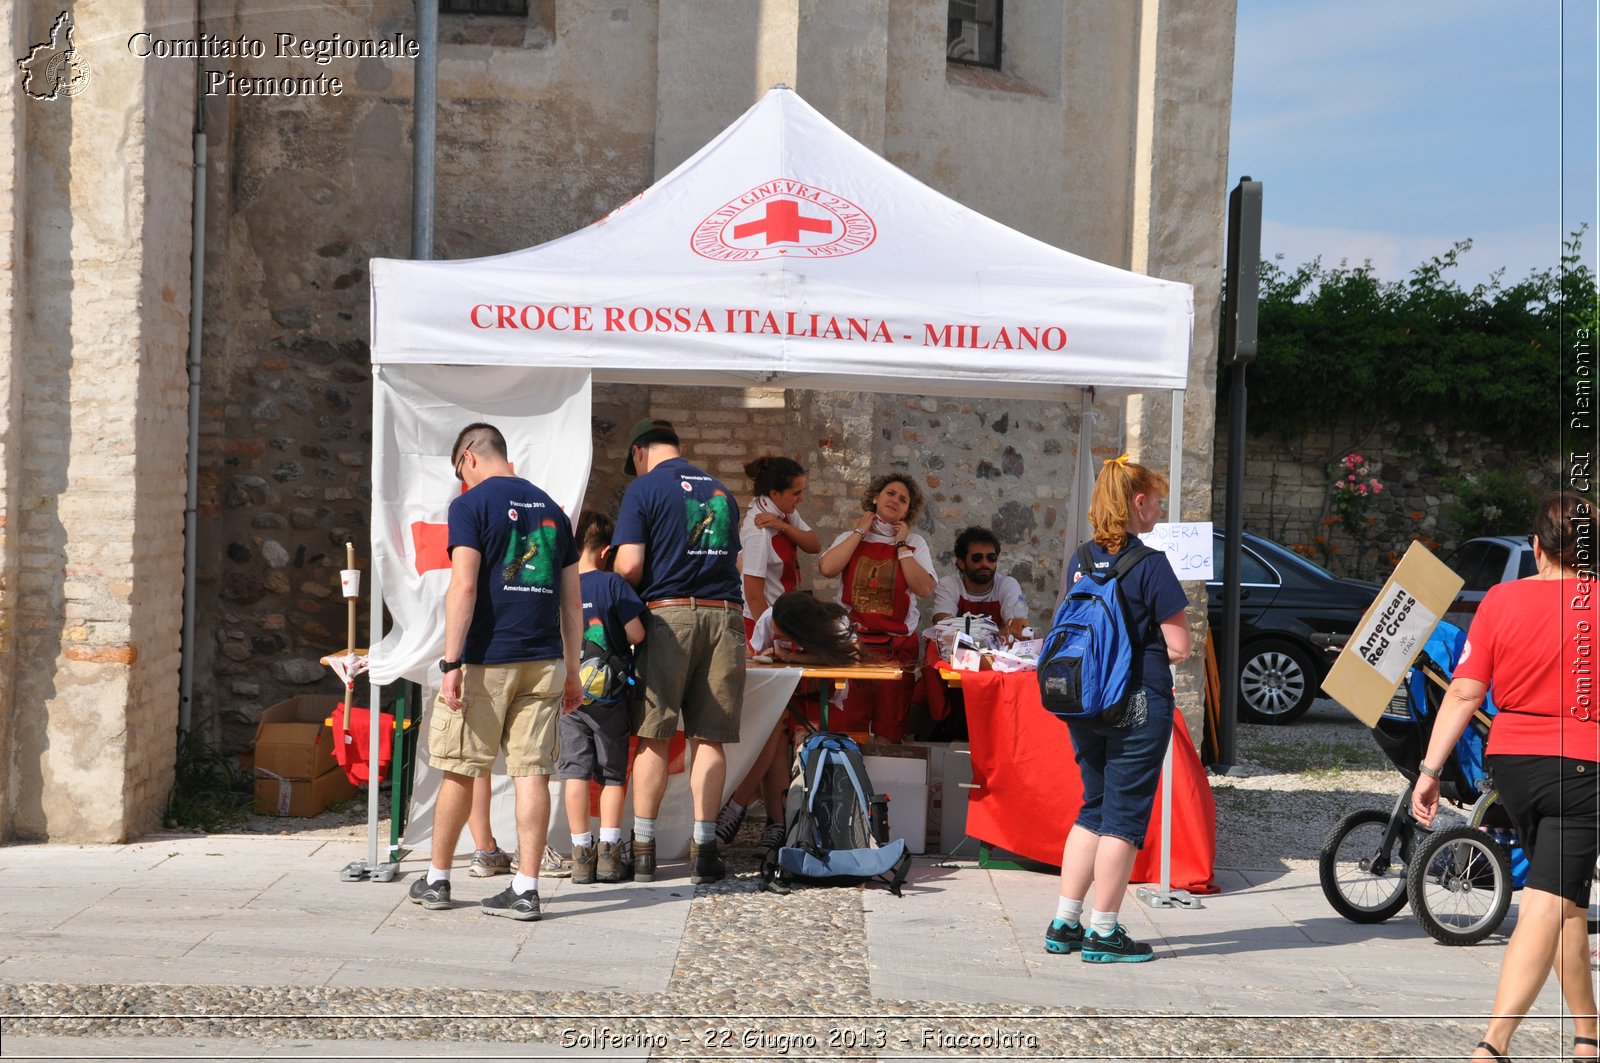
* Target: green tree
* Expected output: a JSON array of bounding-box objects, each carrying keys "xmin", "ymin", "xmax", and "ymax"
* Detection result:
[{"xmin": 1224, "ymin": 229, "xmax": 1594, "ymax": 450}]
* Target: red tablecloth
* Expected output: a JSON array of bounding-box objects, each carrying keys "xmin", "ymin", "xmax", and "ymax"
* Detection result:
[{"xmin": 959, "ymin": 668, "xmax": 1217, "ymax": 893}]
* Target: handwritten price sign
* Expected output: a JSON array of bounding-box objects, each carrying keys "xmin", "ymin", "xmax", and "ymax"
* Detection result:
[{"xmin": 1144, "ymin": 522, "xmax": 1214, "ymax": 581}]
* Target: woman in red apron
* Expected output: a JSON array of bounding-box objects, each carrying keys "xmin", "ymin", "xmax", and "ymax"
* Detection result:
[{"xmin": 817, "ymin": 473, "xmax": 938, "ymax": 740}]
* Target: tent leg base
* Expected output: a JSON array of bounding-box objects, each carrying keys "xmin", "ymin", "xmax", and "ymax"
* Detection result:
[
  {"xmin": 1136, "ymin": 886, "xmax": 1203, "ymax": 910},
  {"xmin": 340, "ymin": 859, "xmax": 400, "ymax": 883}
]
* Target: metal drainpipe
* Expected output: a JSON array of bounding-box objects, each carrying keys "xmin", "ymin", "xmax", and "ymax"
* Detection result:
[{"xmin": 178, "ymin": 11, "xmax": 207, "ymax": 734}]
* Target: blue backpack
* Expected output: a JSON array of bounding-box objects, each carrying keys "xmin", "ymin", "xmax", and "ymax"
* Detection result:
[
  {"xmin": 1037, "ymin": 541, "xmax": 1159, "ymax": 720},
  {"xmin": 761, "ymin": 732, "xmax": 911, "ymax": 896}
]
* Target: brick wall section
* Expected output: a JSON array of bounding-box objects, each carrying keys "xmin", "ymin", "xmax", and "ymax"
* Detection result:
[
  {"xmin": 0, "ymin": 2, "xmax": 25, "ymax": 839},
  {"xmin": 123, "ymin": 17, "xmax": 193, "ymax": 836},
  {"xmin": 8, "ymin": 2, "xmax": 191, "ymax": 840}
]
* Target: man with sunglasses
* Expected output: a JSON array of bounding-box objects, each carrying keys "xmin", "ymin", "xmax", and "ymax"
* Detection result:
[
  {"xmin": 409, "ymin": 422, "xmax": 583, "ymax": 923},
  {"xmin": 931, "ymin": 525, "xmax": 1030, "ymax": 640}
]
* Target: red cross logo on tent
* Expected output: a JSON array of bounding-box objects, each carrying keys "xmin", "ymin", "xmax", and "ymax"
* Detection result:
[
  {"xmin": 692, "ymin": 180, "xmax": 877, "ymax": 262},
  {"xmin": 732, "ymin": 199, "xmax": 833, "ymax": 245}
]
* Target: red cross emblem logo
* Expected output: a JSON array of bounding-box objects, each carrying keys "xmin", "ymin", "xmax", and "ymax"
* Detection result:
[
  {"xmin": 692, "ymin": 180, "xmax": 877, "ymax": 262},
  {"xmin": 732, "ymin": 200, "xmax": 834, "ymax": 245}
]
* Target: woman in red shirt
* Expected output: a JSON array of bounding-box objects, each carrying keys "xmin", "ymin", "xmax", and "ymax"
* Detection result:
[{"xmin": 1413, "ymin": 492, "xmax": 1600, "ymax": 1063}]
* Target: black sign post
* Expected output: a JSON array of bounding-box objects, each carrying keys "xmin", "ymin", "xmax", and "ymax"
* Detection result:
[{"xmin": 1217, "ymin": 177, "xmax": 1261, "ymax": 771}]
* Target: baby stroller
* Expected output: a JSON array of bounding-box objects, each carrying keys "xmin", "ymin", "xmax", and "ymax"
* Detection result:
[{"xmin": 1318, "ymin": 622, "xmax": 1529, "ymax": 945}]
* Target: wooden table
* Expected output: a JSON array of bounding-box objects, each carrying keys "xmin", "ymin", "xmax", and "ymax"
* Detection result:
[{"xmin": 747, "ymin": 662, "xmax": 904, "ymax": 729}]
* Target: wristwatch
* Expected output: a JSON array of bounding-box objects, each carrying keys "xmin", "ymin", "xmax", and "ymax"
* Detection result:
[
  {"xmin": 1418, "ymin": 762, "xmax": 1441, "ymax": 780},
  {"xmin": 439, "ymin": 658, "xmax": 463, "ymax": 674}
]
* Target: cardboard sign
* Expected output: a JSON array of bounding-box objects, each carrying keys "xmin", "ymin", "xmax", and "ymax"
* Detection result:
[
  {"xmin": 1146, "ymin": 522, "xmax": 1214, "ymax": 580},
  {"xmin": 1322, "ymin": 542, "xmax": 1464, "ymax": 726}
]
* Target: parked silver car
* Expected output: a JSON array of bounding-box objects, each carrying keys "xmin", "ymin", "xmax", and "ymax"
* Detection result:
[{"xmin": 1441, "ymin": 535, "xmax": 1536, "ymax": 632}]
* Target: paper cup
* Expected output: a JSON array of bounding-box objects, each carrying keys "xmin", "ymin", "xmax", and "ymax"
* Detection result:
[{"xmin": 340, "ymin": 569, "xmax": 361, "ymax": 598}]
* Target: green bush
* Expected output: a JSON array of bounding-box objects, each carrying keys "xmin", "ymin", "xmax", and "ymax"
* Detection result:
[
  {"xmin": 1223, "ymin": 229, "xmax": 1594, "ymax": 451},
  {"xmin": 1447, "ymin": 470, "xmax": 1543, "ymax": 539}
]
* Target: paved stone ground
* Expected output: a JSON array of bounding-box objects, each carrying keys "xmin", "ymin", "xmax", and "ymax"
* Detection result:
[{"xmin": 1, "ymin": 701, "xmax": 1587, "ymax": 1061}]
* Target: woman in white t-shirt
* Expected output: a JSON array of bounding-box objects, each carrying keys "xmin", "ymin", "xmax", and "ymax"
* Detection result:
[{"xmin": 739, "ymin": 455, "xmax": 821, "ymax": 644}]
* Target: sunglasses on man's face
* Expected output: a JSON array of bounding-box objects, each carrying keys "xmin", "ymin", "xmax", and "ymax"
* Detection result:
[
  {"xmin": 967, "ymin": 551, "xmax": 998, "ymax": 563},
  {"xmin": 453, "ymin": 449, "xmax": 469, "ymax": 482}
]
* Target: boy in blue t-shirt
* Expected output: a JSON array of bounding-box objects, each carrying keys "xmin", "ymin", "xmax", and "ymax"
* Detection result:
[{"xmin": 561, "ymin": 510, "xmax": 647, "ymax": 884}]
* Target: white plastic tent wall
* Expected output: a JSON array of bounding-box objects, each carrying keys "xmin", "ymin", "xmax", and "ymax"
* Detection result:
[{"xmin": 363, "ymin": 86, "xmax": 1196, "ymax": 881}]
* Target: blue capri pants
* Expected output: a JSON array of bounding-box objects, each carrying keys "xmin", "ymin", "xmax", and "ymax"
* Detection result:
[{"xmin": 1065, "ymin": 685, "xmax": 1175, "ymax": 849}]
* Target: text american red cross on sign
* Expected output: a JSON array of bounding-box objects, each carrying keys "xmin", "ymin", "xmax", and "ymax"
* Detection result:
[{"xmin": 733, "ymin": 199, "xmax": 832, "ymax": 245}]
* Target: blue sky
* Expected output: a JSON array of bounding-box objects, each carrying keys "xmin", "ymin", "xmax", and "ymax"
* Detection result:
[{"xmin": 1229, "ymin": 0, "xmax": 1597, "ymax": 288}]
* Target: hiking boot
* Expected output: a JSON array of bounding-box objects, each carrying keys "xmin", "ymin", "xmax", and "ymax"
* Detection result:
[
  {"xmin": 480, "ymin": 883, "xmax": 541, "ymax": 921},
  {"xmin": 1044, "ymin": 919, "xmax": 1084, "ymax": 955},
  {"xmin": 1081, "ymin": 923, "xmax": 1154, "ymax": 963},
  {"xmin": 540, "ymin": 845, "xmax": 572, "ymax": 878},
  {"xmin": 468, "ymin": 846, "xmax": 512, "ymax": 878},
  {"xmin": 596, "ymin": 839, "xmax": 631, "ymax": 883},
  {"xmin": 753, "ymin": 820, "xmax": 786, "ymax": 860},
  {"xmin": 689, "ymin": 838, "xmax": 726, "ymax": 885},
  {"xmin": 714, "ymin": 800, "xmax": 747, "ymax": 845},
  {"xmin": 571, "ymin": 843, "xmax": 597, "ymax": 884},
  {"xmin": 631, "ymin": 835, "xmax": 656, "ymax": 882},
  {"xmin": 407, "ymin": 875, "xmax": 451, "ymax": 910}
]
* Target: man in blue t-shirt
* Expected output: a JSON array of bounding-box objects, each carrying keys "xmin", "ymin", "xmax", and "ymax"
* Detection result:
[
  {"xmin": 613, "ymin": 417, "xmax": 745, "ymax": 885},
  {"xmin": 408, "ymin": 423, "xmax": 582, "ymax": 924}
]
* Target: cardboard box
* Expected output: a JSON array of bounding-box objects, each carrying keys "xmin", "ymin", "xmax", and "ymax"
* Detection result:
[
  {"xmin": 864, "ymin": 753, "xmax": 928, "ymax": 854},
  {"xmin": 1321, "ymin": 542, "xmax": 1464, "ymax": 726},
  {"xmin": 253, "ymin": 764, "xmax": 357, "ymax": 817},
  {"xmin": 252, "ymin": 694, "xmax": 343, "ymax": 781}
]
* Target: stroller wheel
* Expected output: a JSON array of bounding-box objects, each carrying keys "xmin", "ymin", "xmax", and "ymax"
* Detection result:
[
  {"xmin": 1319, "ymin": 809, "xmax": 1414, "ymax": 923},
  {"xmin": 1407, "ymin": 825, "xmax": 1513, "ymax": 946}
]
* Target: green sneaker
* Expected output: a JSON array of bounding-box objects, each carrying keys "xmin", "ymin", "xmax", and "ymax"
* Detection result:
[
  {"xmin": 1081, "ymin": 923, "xmax": 1154, "ymax": 963},
  {"xmin": 1044, "ymin": 918, "xmax": 1084, "ymax": 954}
]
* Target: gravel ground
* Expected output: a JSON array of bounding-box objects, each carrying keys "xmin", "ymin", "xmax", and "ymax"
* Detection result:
[{"xmin": 3, "ymin": 700, "xmax": 1507, "ymax": 1061}]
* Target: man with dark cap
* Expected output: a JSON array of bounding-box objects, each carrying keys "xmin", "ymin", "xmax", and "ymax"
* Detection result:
[{"xmin": 612, "ymin": 417, "xmax": 744, "ymax": 884}]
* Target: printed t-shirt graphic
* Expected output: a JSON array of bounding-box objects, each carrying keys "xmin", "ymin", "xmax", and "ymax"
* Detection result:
[
  {"xmin": 614, "ymin": 457, "xmax": 743, "ymax": 602},
  {"xmin": 579, "ymin": 569, "xmax": 647, "ymax": 655},
  {"xmin": 447, "ymin": 475, "xmax": 577, "ymax": 665}
]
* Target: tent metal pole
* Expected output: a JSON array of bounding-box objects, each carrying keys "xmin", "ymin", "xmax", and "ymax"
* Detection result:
[{"xmin": 1138, "ymin": 389, "xmax": 1202, "ymax": 911}]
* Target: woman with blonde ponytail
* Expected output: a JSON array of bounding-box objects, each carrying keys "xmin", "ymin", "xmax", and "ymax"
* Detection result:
[{"xmin": 1043, "ymin": 455, "xmax": 1192, "ymax": 964}]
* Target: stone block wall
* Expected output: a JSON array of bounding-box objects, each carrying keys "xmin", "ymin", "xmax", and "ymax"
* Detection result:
[
  {"xmin": 590, "ymin": 384, "xmax": 1085, "ymax": 634},
  {"xmin": 1213, "ymin": 413, "xmax": 1560, "ymax": 580},
  {"xmin": 193, "ymin": 0, "xmax": 662, "ymax": 742}
]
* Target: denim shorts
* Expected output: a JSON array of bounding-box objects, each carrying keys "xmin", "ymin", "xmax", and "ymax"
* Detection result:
[{"xmin": 1065, "ymin": 685, "xmax": 1175, "ymax": 849}]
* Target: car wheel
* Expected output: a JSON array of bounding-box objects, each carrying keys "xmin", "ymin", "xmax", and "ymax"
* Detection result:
[{"xmin": 1238, "ymin": 637, "xmax": 1318, "ymax": 725}]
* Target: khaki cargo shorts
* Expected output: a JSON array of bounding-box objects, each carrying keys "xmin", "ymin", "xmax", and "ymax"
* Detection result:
[
  {"xmin": 427, "ymin": 658, "xmax": 563, "ymax": 778},
  {"xmin": 633, "ymin": 604, "xmax": 745, "ymax": 743}
]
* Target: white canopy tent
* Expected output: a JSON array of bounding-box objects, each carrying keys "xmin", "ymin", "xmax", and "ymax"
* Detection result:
[
  {"xmin": 362, "ymin": 86, "xmax": 1196, "ymax": 879},
  {"xmin": 371, "ymin": 86, "xmax": 1191, "ymax": 394}
]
